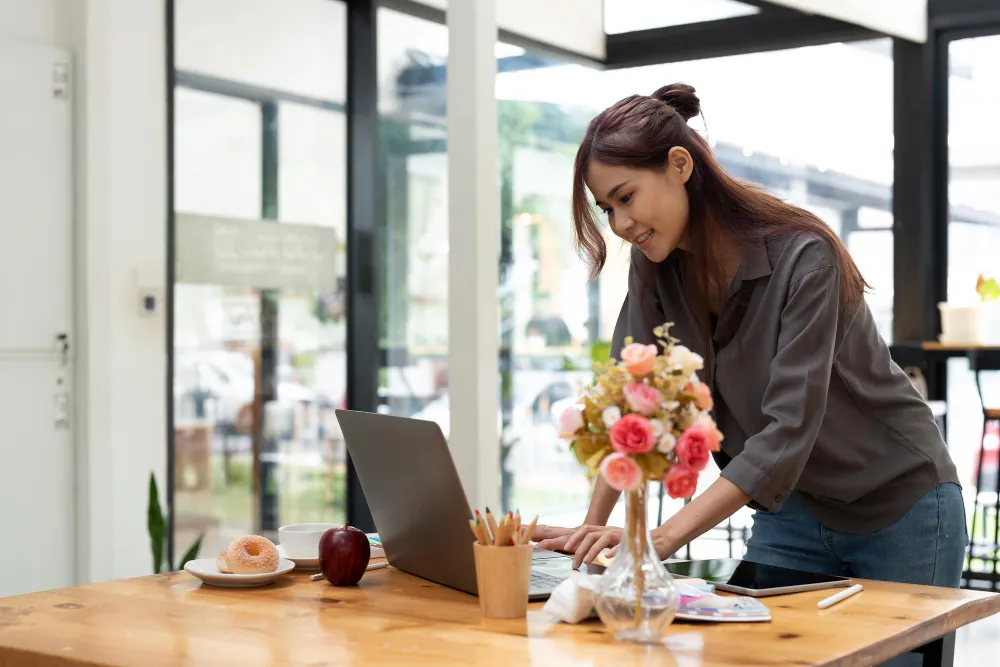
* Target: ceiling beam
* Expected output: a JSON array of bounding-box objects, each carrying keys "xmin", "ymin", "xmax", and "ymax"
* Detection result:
[{"xmin": 605, "ymin": 10, "xmax": 879, "ymax": 69}]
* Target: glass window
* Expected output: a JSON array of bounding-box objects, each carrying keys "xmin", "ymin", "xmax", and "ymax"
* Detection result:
[
  {"xmin": 377, "ymin": 9, "xmax": 451, "ymax": 430},
  {"xmin": 175, "ymin": 0, "xmax": 346, "ymax": 102},
  {"xmin": 172, "ymin": 0, "xmax": 346, "ymax": 560},
  {"xmin": 946, "ymin": 35, "xmax": 1000, "ymax": 535},
  {"xmin": 496, "ymin": 38, "xmax": 894, "ymax": 556},
  {"xmin": 174, "ymin": 89, "xmax": 261, "ymax": 219}
]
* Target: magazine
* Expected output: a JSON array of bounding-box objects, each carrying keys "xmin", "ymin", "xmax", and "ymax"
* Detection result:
[{"xmin": 676, "ymin": 583, "xmax": 772, "ymax": 622}]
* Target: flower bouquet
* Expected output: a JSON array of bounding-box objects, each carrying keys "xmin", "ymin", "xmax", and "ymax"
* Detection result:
[{"xmin": 557, "ymin": 323, "xmax": 723, "ymax": 642}]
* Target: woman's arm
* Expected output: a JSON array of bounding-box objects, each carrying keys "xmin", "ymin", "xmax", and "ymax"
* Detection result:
[
  {"xmin": 563, "ymin": 477, "xmax": 749, "ymax": 567},
  {"xmin": 584, "ymin": 476, "xmax": 620, "ymax": 525},
  {"xmin": 650, "ymin": 477, "xmax": 749, "ymax": 557},
  {"xmin": 535, "ymin": 477, "xmax": 621, "ymax": 548}
]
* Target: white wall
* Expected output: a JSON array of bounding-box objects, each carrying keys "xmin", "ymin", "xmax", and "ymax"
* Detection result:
[
  {"xmin": 77, "ymin": 0, "xmax": 168, "ymax": 583},
  {"xmin": 0, "ymin": 0, "xmax": 74, "ymax": 49},
  {"xmin": 2, "ymin": 0, "xmax": 168, "ymax": 585}
]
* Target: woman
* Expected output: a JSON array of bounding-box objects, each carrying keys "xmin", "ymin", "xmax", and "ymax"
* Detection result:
[{"xmin": 537, "ymin": 84, "xmax": 967, "ymax": 591}]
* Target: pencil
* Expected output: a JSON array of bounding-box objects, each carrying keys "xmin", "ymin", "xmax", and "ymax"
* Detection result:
[
  {"xmin": 495, "ymin": 514, "xmax": 510, "ymax": 547},
  {"xmin": 485, "ymin": 508, "xmax": 500, "ymax": 546},
  {"xmin": 514, "ymin": 509, "xmax": 522, "ymax": 534},
  {"xmin": 476, "ymin": 509, "xmax": 494, "ymax": 544},
  {"xmin": 503, "ymin": 516, "xmax": 514, "ymax": 546},
  {"xmin": 474, "ymin": 517, "xmax": 489, "ymax": 545},
  {"xmin": 469, "ymin": 517, "xmax": 488, "ymax": 545},
  {"xmin": 519, "ymin": 515, "xmax": 539, "ymax": 545}
]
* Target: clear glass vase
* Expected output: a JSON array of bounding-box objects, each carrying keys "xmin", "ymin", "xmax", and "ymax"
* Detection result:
[{"xmin": 593, "ymin": 482, "xmax": 680, "ymax": 643}]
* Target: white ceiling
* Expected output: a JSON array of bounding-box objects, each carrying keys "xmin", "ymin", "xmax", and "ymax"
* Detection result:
[
  {"xmin": 765, "ymin": 0, "xmax": 927, "ymax": 42},
  {"xmin": 409, "ymin": 0, "xmax": 606, "ymax": 59}
]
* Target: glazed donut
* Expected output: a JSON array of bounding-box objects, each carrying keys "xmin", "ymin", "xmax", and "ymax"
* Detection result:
[
  {"xmin": 225, "ymin": 535, "xmax": 279, "ymax": 574},
  {"xmin": 216, "ymin": 551, "xmax": 232, "ymax": 574}
]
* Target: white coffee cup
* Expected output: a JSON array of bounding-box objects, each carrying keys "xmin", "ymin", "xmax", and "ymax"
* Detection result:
[{"xmin": 278, "ymin": 523, "xmax": 340, "ymax": 559}]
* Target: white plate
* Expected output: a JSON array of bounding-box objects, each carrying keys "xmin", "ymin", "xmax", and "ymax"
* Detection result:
[
  {"xmin": 277, "ymin": 545, "xmax": 320, "ymax": 570},
  {"xmin": 184, "ymin": 558, "xmax": 295, "ymax": 588}
]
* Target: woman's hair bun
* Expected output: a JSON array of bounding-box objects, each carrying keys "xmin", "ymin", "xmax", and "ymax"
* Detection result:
[{"xmin": 651, "ymin": 83, "xmax": 700, "ymax": 121}]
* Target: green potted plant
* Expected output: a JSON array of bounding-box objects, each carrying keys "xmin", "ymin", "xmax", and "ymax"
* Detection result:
[
  {"xmin": 978, "ymin": 274, "xmax": 1000, "ymax": 344},
  {"xmin": 148, "ymin": 472, "xmax": 204, "ymax": 573}
]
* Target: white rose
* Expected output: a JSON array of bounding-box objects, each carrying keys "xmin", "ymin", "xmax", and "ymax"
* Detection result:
[
  {"xmin": 669, "ymin": 345, "xmax": 704, "ymax": 378},
  {"xmin": 650, "ymin": 419, "xmax": 667, "ymax": 439},
  {"xmin": 657, "ymin": 433, "xmax": 677, "ymax": 454},
  {"xmin": 602, "ymin": 406, "xmax": 622, "ymax": 428}
]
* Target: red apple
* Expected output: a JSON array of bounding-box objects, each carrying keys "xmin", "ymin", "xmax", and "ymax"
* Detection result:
[{"xmin": 318, "ymin": 523, "xmax": 371, "ymax": 586}]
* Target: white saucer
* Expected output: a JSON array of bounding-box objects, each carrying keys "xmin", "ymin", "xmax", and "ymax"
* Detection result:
[
  {"xmin": 184, "ymin": 558, "xmax": 295, "ymax": 588},
  {"xmin": 277, "ymin": 545, "xmax": 321, "ymax": 570}
]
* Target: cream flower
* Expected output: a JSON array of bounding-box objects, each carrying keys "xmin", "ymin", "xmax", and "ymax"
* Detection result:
[
  {"xmin": 668, "ymin": 345, "xmax": 704, "ymax": 378},
  {"xmin": 657, "ymin": 432, "xmax": 677, "ymax": 454}
]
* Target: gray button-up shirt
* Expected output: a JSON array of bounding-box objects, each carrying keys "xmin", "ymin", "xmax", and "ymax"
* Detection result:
[{"xmin": 610, "ymin": 232, "xmax": 959, "ymax": 533}]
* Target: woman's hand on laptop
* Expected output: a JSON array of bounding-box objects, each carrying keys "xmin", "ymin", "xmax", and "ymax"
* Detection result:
[
  {"xmin": 533, "ymin": 525, "xmax": 575, "ymax": 550},
  {"xmin": 538, "ymin": 525, "xmax": 623, "ymax": 568}
]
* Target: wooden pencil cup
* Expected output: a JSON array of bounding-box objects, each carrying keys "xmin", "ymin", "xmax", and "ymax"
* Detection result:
[{"xmin": 472, "ymin": 543, "xmax": 533, "ymax": 619}]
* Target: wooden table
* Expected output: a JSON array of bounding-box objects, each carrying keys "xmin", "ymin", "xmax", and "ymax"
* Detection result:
[{"xmin": 1, "ymin": 563, "xmax": 998, "ymax": 667}]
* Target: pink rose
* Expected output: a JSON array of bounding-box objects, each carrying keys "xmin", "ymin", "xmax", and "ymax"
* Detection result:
[
  {"xmin": 557, "ymin": 406, "xmax": 584, "ymax": 438},
  {"xmin": 686, "ymin": 381, "xmax": 713, "ymax": 411},
  {"xmin": 600, "ymin": 453, "xmax": 644, "ymax": 492},
  {"xmin": 623, "ymin": 382, "xmax": 663, "ymax": 416},
  {"xmin": 609, "ymin": 414, "xmax": 655, "ymax": 454},
  {"xmin": 620, "ymin": 343, "xmax": 657, "ymax": 377},
  {"xmin": 676, "ymin": 424, "xmax": 713, "ymax": 471},
  {"xmin": 664, "ymin": 464, "xmax": 699, "ymax": 499},
  {"xmin": 695, "ymin": 413, "xmax": 723, "ymax": 451}
]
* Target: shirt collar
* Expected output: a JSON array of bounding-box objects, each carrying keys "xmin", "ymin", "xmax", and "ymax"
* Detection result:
[
  {"xmin": 722, "ymin": 241, "xmax": 771, "ymax": 302},
  {"xmin": 739, "ymin": 241, "xmax": 772, "ymax": 282}
]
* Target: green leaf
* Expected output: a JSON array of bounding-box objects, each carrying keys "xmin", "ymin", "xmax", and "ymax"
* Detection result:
[
  {"xmin": 590, "ymin": 339, "xmax": 611, "ymax": 364},
  {"xmin": 147, "ymin": 473, "xmax": 165, "ymax": 574},
  {"xmin": 978, "ymin": 276, "xmax": 1000, "ymax": 301},
  {"xmin": 176, "ymin": 534, "xmax": 204, "ymax": 572}
]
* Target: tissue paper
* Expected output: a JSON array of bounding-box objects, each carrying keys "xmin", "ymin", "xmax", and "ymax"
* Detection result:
[{"xmin": 542, "ymin": 571, "xmax": 601, "ymax": 623}]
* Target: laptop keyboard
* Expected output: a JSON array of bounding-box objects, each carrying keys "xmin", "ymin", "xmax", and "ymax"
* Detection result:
[{"xmin": 530, "ymin": 570, "xmax": 565, "ymax": 589}]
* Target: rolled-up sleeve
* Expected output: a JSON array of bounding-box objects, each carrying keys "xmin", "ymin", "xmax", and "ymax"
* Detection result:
[{"xmin": 720, "ymin": 265, "xmax": 841, "ymax": 511}]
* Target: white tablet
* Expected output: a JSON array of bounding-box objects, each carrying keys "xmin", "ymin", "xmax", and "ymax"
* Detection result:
[{"xmin": 664, "ymin": 558, "xmax": 852, "ymax": 597}]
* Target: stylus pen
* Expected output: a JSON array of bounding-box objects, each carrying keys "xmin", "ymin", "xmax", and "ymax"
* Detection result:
[
  {"xmin": 818, "ymin": 583, "xmax": 864, "ymax": 609},
  {"xmin": 310, "ymin": 563, "xmax": 389, "ymax": 581}
]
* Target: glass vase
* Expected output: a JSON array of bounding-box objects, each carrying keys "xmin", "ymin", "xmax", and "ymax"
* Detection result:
[{"xmin": 593, "ymin": 482, "xmax": 680, "ymax": 643}]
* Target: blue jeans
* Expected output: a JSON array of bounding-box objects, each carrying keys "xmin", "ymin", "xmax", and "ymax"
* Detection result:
[{"xmin": 745, "ymin": 483, "xmax": 968, "ymax": 666}]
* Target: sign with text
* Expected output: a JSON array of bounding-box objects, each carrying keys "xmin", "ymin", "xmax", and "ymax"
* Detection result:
[{"xmin": 176, "ymin": 214, "xmax": 338, "ymax": 291}]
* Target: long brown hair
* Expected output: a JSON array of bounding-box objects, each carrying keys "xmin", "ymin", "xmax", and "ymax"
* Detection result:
[{"xmin": 571, "ymin": 83, "xmax": 868, "ymax": 313}]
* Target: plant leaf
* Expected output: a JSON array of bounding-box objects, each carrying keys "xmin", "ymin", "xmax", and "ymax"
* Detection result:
[
  {"xmin": 148, "ymin": 472, "xmax": 165, "ymax": 574},
  {"xmin": 634, "ymin": 453, "xmax": 671, "ymax": 480},
  {"xmin": 176, "ymin": 534, "xmax": 204, "ymax": 572},
  {"xmin": 584, "ymin": 445, "xmax": 613, "ymax": 473}
]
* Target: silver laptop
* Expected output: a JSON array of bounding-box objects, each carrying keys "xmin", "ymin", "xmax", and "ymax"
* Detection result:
[{"xmin": 335, "ymin": 409, "xmax": 576, "ymax": 600}]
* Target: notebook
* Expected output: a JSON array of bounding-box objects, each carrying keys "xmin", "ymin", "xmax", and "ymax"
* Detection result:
[{"xmin": 367, "ymin": 533, "xmax": 385, "ymax": 559}]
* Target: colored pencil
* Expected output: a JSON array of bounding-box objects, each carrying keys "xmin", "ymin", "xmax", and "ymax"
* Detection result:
[
  {"xmin": 519, "ymin": 515, "xmax": 539, "ymax": 545},
  {"xmin": 485, "ymin": 508, "xmax": 500, "ymax": 546},
  {"xmin": 475, "ymin": 509, "xmax": 494, "ymax": 545},
  {"xmin": 475, "ymin": 517, "xmax": 490, "ymax": 545}
]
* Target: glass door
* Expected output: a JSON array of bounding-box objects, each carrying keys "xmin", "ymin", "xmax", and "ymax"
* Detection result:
[
  {"xmin": 945, "ymin": 32, "xmax": 1000, "ymax": 581},
  {"xmin": 172, "ymin": 0, "xmax": 347, "ymax": 559}
]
